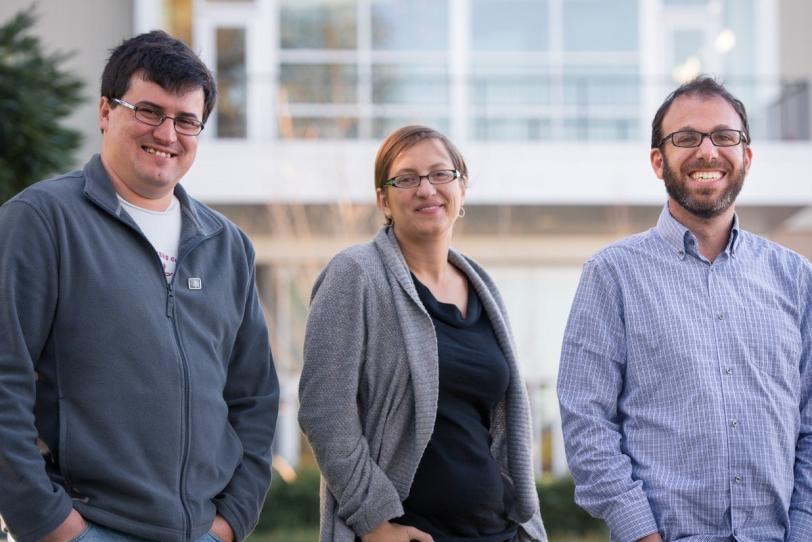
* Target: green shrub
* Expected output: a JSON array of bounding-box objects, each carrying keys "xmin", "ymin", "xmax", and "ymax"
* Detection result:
[
  {"xmin": 255, "ymin": 467, "xmax": 321, "ymax": 532},
  {"xmin": 537, "ymin": 476, "xmax": 606, "ymax": 536},
  {"xmin": 0, "ymin": 7, "xmax": 83, "ymax": 204}
]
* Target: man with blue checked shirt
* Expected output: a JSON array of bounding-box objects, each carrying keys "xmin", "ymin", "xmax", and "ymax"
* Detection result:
[{"xmin": 557, "ymin": 76, "xmax": 812, "ymax": 542}]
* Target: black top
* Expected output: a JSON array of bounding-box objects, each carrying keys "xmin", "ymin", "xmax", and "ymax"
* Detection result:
[{"xmin": 393, "ymin": 274, "xmax": 518, "ymax": 542}]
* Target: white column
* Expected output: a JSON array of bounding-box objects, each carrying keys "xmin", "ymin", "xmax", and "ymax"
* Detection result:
[
  {"xmin": 449, "ymin": 0, "xmax": 470, "ymax": 142},
  {"xmin": 640, "ymin": 0, "xmax": 663, "ymax": 139},
  {"xmin": 248, "ymin": 0, "xmax": 276, "ymax": 141},
  {"xmin": 133, "ymin": 0, "xmax": 165, "ymax": 33}
]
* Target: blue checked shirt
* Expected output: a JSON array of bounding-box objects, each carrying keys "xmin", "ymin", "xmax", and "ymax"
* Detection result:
[{"xmin": 558, "ymin": 205, "xmax": 812, "ymax": 542}]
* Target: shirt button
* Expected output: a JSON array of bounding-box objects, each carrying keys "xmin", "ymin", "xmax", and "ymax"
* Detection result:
[
  {"xmin": 678, "ymin": 250, "xmax": 685, "ymax": 257},
  {"xmin": 731, "ymin": 420, "xmax": 738, "ymax": 428},
  {"xmin": 725, "ymin": 367, "xmax": 733, "ymax": 375},
  {"xmin": 734, "ymin": 475, "xmax": 742, "ymax": 484},
  {"xmin": 717, "ymin": 314, "xmax": 725, "ymax": 320}
]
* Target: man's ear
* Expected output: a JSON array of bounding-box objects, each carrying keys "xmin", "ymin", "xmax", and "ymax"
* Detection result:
[
  {"xmin": 743, "ymin": 145, "xmax": 753, "ymax": 174},
  {"xmin": 99, "ymin": 96, "xmax": 110, "ymax": 133},
  {"xmin": 650, "ymin": 147, "xmax": 665, "ymax": 180}
]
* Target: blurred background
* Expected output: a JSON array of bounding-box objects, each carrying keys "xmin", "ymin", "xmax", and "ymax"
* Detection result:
[{"xmin": 1, "ymin": 1, "xmax": 811, "ymax": 540}]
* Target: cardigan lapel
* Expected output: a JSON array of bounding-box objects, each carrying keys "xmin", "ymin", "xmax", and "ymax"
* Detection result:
[
  {"xmin": 449, "ymin": 250, "xmax": 517, "ymax": 364},
  {"xmin": 448, "ymin": 250, "xmax": 538, "ymax": 520},
  {"xmin": 372, "ymin": 227, "xmax": 439, "ymax": 456}
]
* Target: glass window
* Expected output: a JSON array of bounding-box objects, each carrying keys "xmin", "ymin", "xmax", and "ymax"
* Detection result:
[
  {"xmin": 471, "ymin": 64, "xmax": 551, "ymax": 106},
  {"xmin": 279, "ymin": 0, "xmax": 356, "ymax": 49},
  {"xmin": 281, "ymin": 117, "xmax": 359, "ymax": 139},
  {"xmin": 371, "ymin": 0, "xmax": 448, "ymax": 50},
  {"xmin": 562, "ymin": 65, "xmax": 640, "ymax": 106},
  {"xmin": 373, "ymin": 117, "xmax": 450, "ymax": 139},
  {"xmin": 372, "ymin": 64, "xmax": 449, "ymax": 105},
  {"xmin": 471, "ymin": 0, "xmax": 549, "ymax": 51},
  {"xmin": 216, "ymin": 27, "xmax": 247, "ymax": 138},
  {"xmin": 722, "ymin": 0, "xmax": 755, "ymax": 76},
  {"xmin": 166, "ymin": 0, "xmax": 193, "ymax": 45},
  {"xmin": 279, "ymin": 64, "xmax": 357, "ymax": 103},
  {"xmin": 671, "ymin": 29, "xmax": 704, "ymax": 82},
  {"xmin": 474, "ymin": 118, "xmax": 552, "ymax": 141},
  {"xmin": 563, "ymin": 0, "xmax": 638, "ymax": 52},
  {"xmin": 562, "ymin": 118, "xmax": 639, "ymax": 140}
]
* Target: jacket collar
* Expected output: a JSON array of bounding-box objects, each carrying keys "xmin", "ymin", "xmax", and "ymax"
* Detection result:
[{"xmin": 81, "ymin": 154, "xmax": 223, "ymax": 241}]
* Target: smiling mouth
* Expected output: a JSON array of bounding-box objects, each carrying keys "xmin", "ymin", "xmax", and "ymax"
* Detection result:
[
  {"xmin": 143, "ymin": 145, "xmax": 176, "ymax": 159},
  {"xmin": 689, "ymin": 171, "xmax": 725, "ymax": 182},
  {"xmin": 416, "ymin": 203, "xmax": 444, "ymax": 212}
]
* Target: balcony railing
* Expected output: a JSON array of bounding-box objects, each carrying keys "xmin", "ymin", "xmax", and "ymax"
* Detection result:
[{"xmin": 212, "ymin": 74, "xmax": 812, "ymax": 143}]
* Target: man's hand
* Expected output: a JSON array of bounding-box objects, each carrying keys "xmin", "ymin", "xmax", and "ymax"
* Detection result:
[
  {"xmin": 39, "ymin": 509, "xmax": 86, "ymax": 542},
  {"xmin": 636, "ymin": 533, "xmax": 663, "ymax": 542},
  {"xmin": 210, "ymin": 514, "xmax": 235, "ymax": 542},
  {"xmin": 360, "ymin": 521, "xmax": 433, "ymax": 542}
]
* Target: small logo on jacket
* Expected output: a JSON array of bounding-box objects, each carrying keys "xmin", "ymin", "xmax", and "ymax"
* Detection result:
[{"xmin": 188, "ymin": 277, "xmax": 202, "ymax": 290}]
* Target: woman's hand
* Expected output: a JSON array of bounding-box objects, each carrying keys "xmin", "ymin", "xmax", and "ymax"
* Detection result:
[{"xmin": 360, "ymin": 521, "xmax": 433, "ymax": 542}]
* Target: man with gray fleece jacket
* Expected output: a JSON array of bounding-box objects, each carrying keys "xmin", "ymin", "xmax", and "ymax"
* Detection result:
[{"xmin": 0, "ymin": 31, "xmax": 278, "ymax": 542}]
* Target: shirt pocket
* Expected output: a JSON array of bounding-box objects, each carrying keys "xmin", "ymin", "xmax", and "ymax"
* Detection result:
[{"xmin": 743, "ymin": 305, "xmax": 802, "ymax": 378}]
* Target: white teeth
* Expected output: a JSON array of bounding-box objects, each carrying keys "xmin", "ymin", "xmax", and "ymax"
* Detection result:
[
  {"xmin": 144, "ymin": 147, "xmax": 172, "ymax": 158},
  {"xmin": 690, "ymin": 171, "xmax": 723, "ymax": 181}
]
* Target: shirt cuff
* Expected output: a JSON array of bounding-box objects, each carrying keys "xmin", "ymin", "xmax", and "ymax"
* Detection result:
[{"xmin": 604, "ymin": 497, "xmax": 659, "ymax": 542}]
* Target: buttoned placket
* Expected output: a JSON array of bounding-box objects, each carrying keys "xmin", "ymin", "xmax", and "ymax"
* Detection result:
[{"xmin": 704, "ymin": 249, "xmax": 749, "ymax": 533}]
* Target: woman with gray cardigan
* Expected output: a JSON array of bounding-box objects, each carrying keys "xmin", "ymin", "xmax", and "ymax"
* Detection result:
[{"xmin": 299, "ymin": 126, "xmax": 547, "ymax": 542}]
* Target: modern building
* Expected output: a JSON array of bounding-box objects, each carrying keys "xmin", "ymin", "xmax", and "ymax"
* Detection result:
[{"xmin": 3, "ymin": 0, "xmax": 810, "ymax": 477}]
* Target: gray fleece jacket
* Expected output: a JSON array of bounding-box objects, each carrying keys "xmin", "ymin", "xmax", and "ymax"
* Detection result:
[
  {"xmin": 0, "ymin": 156, "xmax": 278, "ymax": 542},
  {"xmin": 298, "ymin": 227, "xmax": 547, "ymax": 542}
]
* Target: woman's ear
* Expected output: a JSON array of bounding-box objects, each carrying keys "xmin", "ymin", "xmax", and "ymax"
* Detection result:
[{"xmin": 375, "ymin": 187, "xmax": 391, "ymax": 222}]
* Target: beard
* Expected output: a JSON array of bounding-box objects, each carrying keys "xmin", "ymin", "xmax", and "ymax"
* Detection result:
[{"xmin": 662, "ymin": 152, "xmax": 746, "ymax": 219}]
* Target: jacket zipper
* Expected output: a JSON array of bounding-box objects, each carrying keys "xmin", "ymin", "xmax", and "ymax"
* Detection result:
[
  {"xmin": 94, "ymin": 197, "xmax": 219, "ymax": 540},
  {"xmin": 166, "ymin": 279, "xmax": 193, "ymax": 541},
  {"xmin": 164, "ymin": 233, "xmax": 211, "ymax": 541}
]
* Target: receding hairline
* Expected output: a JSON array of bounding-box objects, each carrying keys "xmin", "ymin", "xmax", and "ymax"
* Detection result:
[{"xmin": 661, "ymin": 91, "xmax": 747, "ymax": 130}]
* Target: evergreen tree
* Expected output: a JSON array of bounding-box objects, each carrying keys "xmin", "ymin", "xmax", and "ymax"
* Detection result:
[{"xmin": 0, "ymin": 7, "xmax": 83, "ymax": 204}]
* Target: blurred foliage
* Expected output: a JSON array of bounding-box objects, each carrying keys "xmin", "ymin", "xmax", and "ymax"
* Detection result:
[
  {"xmin": 537, "ymin": 475, "xmax": 607, "ymax": 536},
  {"xmin": 255, "ymin": 466, "xmax": 321, "ymax": 531},
  {"xmin": 0, "ymin": 7, "xmax": 83, "ymax": 204},
  {"xmin": 253, "ymin": 466, "xmax": 606, "ymax": 538}
]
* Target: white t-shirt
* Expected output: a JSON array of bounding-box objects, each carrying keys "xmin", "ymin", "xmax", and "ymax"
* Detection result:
[{"xmin": 118, "ymin": 195, "xmax": 182, "ymax": 283}]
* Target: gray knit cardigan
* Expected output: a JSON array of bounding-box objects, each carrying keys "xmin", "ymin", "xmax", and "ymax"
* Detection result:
[{"xmin": 299, "ymin": 227, "xmax": 547, "ymax": 542}]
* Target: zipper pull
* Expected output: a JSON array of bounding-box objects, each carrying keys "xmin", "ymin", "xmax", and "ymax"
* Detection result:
[{"xmin": 166, "ymin": 283, "xmax": 175, "ymax": 318}]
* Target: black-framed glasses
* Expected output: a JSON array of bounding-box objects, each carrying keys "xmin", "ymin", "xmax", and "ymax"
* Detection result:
[
  {"xmin": 384, "ymin": 169, "xmax": 461, "ymax": 189},
  {"xmin": 110, "ymin": 98, "xmax": 205, "ymax": 136},
  {"xmin": 658, "ymin": 129, "xmax": 748, "ymax": 148}
]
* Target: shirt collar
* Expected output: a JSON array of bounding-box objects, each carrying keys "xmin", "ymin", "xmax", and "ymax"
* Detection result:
[{"xmin": 655, "ymin": 204, "xmax": 741, "ymax": 260}]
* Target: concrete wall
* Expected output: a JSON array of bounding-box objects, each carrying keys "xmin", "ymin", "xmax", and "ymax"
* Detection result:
[{"xmin": 0, "ymin": 0, "xmax": 134, "ymax": 169}]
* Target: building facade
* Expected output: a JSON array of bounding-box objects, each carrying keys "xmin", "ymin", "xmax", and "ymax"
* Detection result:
[{"xmin": 2, "ymin": 0, "xmax": 810, "ymax": 476}]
